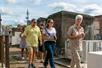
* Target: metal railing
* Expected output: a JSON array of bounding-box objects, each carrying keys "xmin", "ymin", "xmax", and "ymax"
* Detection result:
[{"xmin": 65, "ymin": 40, "xmax": 102, "ymax": 63}]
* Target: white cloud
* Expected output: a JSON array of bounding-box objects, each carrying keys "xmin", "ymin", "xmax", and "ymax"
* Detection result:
[
  {"xmin": 16, "ymin": 19, "xmax": 26, "ymax": 25},
  {"xmin": 2, "ymin": 16, "xmax": 26, "ymax": 25},
  {"xmin": 81, "ymin": 4, "xmax": 102, "ymax": 16},
  {"xmin": 6, "ymin": 0, "xmax": 16, "ymax": 4},
  {"xmin": 49, "ymin": 2, "xmax": 102, "ymax": 16},
  {"xmin": 70, "ymin": 0, "xmax": 88, "ymax": 3},
  {"xmin": 49, "ymin": 2, "xmax": 77, "ymax": 12},
  {"xmin": 0, "ymin": 7, "xmax": 13, "ymax": 15},
  {"xmin": 15, "ymin": 15, "xmax": 27, "ymax": 25},
  {"xmin": 31, "ymin": 0, "xmax": 42, "ymax": 5}
]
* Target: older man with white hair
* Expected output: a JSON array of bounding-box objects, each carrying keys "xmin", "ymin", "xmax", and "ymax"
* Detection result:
[{"xmin": 67, "ymin": 15, "xmax": 85, "ymax": 68}]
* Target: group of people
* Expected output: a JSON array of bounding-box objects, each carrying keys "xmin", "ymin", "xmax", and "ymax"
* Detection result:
[
  {"xmin": 19, "ymin": 19, "xmax": 57, "ymax": 68},
  {"xmin": 19, "ymin": 14, "xmax": 85, "ymax": 68}
]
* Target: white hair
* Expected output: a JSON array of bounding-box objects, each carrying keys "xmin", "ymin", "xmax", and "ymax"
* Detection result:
[{"xmin": 75, "ymin": 15, "xmax": 83, "ymax": 22}]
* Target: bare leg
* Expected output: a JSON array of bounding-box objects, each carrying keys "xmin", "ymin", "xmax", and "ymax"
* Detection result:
[
  {"xmin": 39, "ymin": 52, "xmax": 44, "ymax": 62},
  {"xmin": 32, "ymin": 47, "xmax": 36, "ymax": 63},
  {"xmin": 41, "ymin": 52, "xmax": 44, "ymax": 62},
  {"xmin": 25, "ymin": 48, "xmax": 28, "ymax": 58},
  {"xmin": 21, "ymin": 48, "xmax": 24, "ymax": 58},
  {"xmin": 28, "ymin": 47, "xmax": 33, "ymax": 64}
]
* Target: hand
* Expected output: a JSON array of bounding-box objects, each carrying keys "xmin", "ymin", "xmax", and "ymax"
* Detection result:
[
  {"xmin": 21, "ymin": 33, "xmax": 26, "ymax": 38},
  {"xmin": 48, "ymin": 36, "xmax": 56, "ymax": 41},
  {"xmin": 77, "ymin": 34, "xmax": 82, "ymax": 39},
  {"xmin": 40, "ymin": 42, "xmax": 42, "ymax": 46},
  {"xmin": 81, "ymin": 33, "xmax": 85, "ymax": 38},
  {"xmin": 21, "ymin": 34, "xmax": 24, "ymax": 37}
]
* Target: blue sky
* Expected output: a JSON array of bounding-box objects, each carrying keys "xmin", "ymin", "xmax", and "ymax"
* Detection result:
[{"xmin": 0, "ymin": 0, "xmax": 102, "ymax": 25}]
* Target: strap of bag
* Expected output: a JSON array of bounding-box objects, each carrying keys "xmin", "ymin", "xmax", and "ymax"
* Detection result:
[
  {"xmin": 45, "ymin": 28, "xmax": 56, "ymax": 43},
  {"xmin": 45, "ymin": 28, "xmax": 51, "ymax": 36}
]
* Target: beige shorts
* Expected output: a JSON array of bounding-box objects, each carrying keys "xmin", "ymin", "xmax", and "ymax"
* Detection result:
[
  {"xmin": 27, "ymin": 46, "xmax": 38, "ymax": 52},
  {"xmin": 26, "ymin": 42, "xmax": 38, "ymax": 52}
]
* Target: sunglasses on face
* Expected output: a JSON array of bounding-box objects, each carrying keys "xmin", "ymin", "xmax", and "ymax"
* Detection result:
[
  {"xmin": 32, "ymin": 21, "xmax": 36, "ymax": 23},
  {"xmin": 49, "ymin": 22, "xmax": 54, "ymax": 24}
]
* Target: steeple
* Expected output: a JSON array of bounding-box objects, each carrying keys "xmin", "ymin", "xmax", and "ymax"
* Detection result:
[{"xmin": 26, "ymin": 9, "xmax": 30, "ymax": 25}]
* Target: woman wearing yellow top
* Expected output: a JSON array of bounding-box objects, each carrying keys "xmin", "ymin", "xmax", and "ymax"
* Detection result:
[{"xmin": 23, "ymin": 19, "xmax": 42, "ymax": 68}]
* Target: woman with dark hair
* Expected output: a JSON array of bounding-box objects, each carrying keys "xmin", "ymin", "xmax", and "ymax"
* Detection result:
[
  {"xmin": 19, "ymin": 26, "xmax": 27, "ymax": 60},
  {"xmin": 38, "ymin": 24, "xmax": 45, "ymax": 63},
  {"xmin": 43, "ymin": 19, "xmax": 57, "ymax": 68}
]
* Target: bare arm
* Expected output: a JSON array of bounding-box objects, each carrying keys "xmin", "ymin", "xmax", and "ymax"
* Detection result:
[
  {"xmin": 38, "ymin": 35, "xmax": 42, "ymax": 45},
  {"xmin": 38, "ymin": 28, "xmax": 43, "ymax": 45},
  {"xmin": 68, "ymin": 35, "xmax": 77, "ymax": 40}
]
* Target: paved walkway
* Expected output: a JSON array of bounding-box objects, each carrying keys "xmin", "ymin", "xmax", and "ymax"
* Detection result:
[
  {"xmin": 9, "ymin": 47, "xmax": 65, "ymax": 68},
  {"xmin": 55, "ymin": 58, "xmax": 87, "ymax": 68},
  {"xmin": 0, "ymin": 47, "xmax": 87, "ymax": 68}
]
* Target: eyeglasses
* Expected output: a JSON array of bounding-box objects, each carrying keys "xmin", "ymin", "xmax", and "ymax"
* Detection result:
[
  {"xmin": 49, "ymin": 22, "xmax": 54, "ymax": 23},
  {"xmin": 32, "ymin": 21, "xmax": 36, "ymax": 23}
]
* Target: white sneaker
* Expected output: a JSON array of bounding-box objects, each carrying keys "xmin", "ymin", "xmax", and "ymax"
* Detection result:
[{"xmin": 22, "ymin": 57, "xmax": 25, "ymax": 60}]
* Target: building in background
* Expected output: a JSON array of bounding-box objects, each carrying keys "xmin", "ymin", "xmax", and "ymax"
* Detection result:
[
  {"xmin": 93, "ymin": 15, "xmax": 102, "ymax": 40},
  {"xmin": 48, "ymin": 11, "xmax": 94, "ymax": 47},
  {"xmin": 10, "ymin": 10, "xmax": 102, "ymax": 46}
]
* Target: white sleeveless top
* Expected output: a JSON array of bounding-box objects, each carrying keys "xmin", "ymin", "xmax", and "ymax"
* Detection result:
[{"xmin": 43, "ymin": 27, "xmax": 56, "ymax": 42}]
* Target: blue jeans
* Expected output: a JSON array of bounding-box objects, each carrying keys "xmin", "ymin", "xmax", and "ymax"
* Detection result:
[{"xmin": 44, "ymin": 41, "xmax": 56, "ymax": 68}]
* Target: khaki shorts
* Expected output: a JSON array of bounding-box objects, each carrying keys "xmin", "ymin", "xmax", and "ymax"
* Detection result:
[
  {"xmin": 26, "ymin": 42, "xmax": 38, "ymax": 52},
  {"xmin": 27, "ymin": 46, "xmax": 38, "ymax": 52}
]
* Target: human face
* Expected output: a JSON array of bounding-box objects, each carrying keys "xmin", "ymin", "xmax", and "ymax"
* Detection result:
[
  {"xmin": 48, "ymin": 20, "xmax": 54, "ymax": 27},
  {"xmin": 31, "ymin": 20, "xmax": 36, "ymax": 27},
  {"xmin": 75, "ymin": 18, "xmax": 82, "ymax": 27},
  {"xmin": 20, "ymin": 27, "xmax": 24, "ymax": 32}
]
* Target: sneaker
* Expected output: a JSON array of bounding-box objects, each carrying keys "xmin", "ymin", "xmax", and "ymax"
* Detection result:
[
  {"xmin": 31, "ymin": 63, "xmax": 35, "ymax": 68},
  {"xmin": 28, "ymin": 64, "xmax": 32, "ymax": 68},
  {"xmin": 22, "ymin": 57, "xmax": 25, "ymax": 60},
  {"xmin": 43, "ymin": 63, "xmax": 47, "ymax": 68},
  {"xmin": 43, "ymin": 63, "xmax": 48, "ymax": 68}
]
